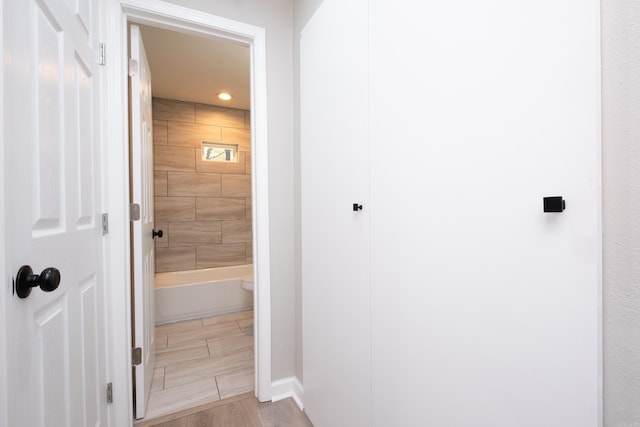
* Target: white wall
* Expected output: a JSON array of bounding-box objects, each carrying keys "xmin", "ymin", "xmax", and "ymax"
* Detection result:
[
  {"xmin": 294, "ymin": 0, "xmax": 323, "ymax": 30},
  {"xmin": 292, "ymin": 0, "xmax": 324, "ymax": 383},
  {"xmin": 155, "ymin": 0, "xmax": 296, "ymax": 383},
  {"xmin": 602, "ymin": 0, "xmax": 640, "ymax": 425},
  {"xmin": 0, "ymin": 0, "xmax": 7, "ymax": 424}
]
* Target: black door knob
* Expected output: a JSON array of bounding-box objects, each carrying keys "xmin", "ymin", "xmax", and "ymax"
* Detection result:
[
  {"xmin": 15, "ymin": 265, "xmax": 61, "ymax": 299},
  {"xmin": 152, "ymin": 229, "xmax": 164, "ymax": 239},
  {"xmin": 353, "ymin": 203, "xmax": 363, "ymax": 211}
]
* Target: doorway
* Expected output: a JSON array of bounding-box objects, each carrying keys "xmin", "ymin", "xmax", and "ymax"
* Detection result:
[
  {"xmin": 108, "ymin": 1, "xmax": 272, "ymax": 423},
  {"xmin": 131, "ymin": 22, "xmax": 257, "ymax": 420}
]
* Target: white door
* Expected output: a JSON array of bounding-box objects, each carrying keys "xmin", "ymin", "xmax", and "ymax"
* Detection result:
[
  {"xmin": 130, "ymin": 24, "xmax": 156, "ymax": 420},
  {"xmin": 2, "ymin": 0, "xmax": 107, "ymax": 426},
  {"xmin": 301, "ymin": 0, "xmax": 601, "ymax": 426},
  {"xmin": 300, "ymin": 0, "xmax": 371, "ymax": 425},
  {"xmin": 369, "ymin": 2, "xmax": 600, "ymax": 425}
]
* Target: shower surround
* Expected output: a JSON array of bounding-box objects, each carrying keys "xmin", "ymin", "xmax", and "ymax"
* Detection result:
[{"xmin": 153, "ymin": 98, "xmax": 253, "ymax": 273}]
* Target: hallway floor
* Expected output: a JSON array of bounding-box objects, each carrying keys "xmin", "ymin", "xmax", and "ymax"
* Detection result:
[
  {"xmin": 141, "ymin": 310, "xmax": 255, "ymax": 422},
  {"xmin": 141, "ymin": 392, "xmax": 313, "ymax": 427}
]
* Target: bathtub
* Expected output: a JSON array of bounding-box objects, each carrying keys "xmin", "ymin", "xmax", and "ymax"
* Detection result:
[{"xmin": 154, "ymin": 264, "xmax": 253, "ymax": 325}]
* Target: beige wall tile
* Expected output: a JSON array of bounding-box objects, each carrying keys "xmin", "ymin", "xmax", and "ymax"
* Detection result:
[
  {"xmin": 197, "ymin": 198, "xmax": 246, "ymax": 221},
  {"xmin": 196, "ymin": 150, "xmax": 246, "ymax": 174},
  {"xmin": 154, "ymin": 120, "xmax": 168, "ymax": 145},
  {"xmin": 153, "ymin": 98, "xmax": 253, "ymax": 270},
  {"xmin": 154, "ymin": 221, "xmax": 169, "ymax": 248},
  {"xmin": 155, "ymin": 171, "xmax": 168, "ymax": 197},
  {"xmin": 168, "ymin": 122, "xmax": 221, "ymax": 148},
  {"xmin": 153, "ymin": 98, "xmax": 195, "ymax": 123},
  {"xmin": 155, "ymin": 197, "xmax": 196, "ymax": 222},
  {"xmin": 222, "ymin": 220, "xmax": 252, "ymax": 244},
  {"xmin": 196, "ymin": 104, "xmax": 245, "ymax": 128},
  {"xmin": 222, "ymin": 175, "xmax": 251, "ymax": 197},
  {"xmin": 246, "ymin": 243, "xmax": 253, "ymax": 264},
  {"xmin": 221, "ymin": 127, "xmax": 251, "ymax": 152},
  {"xmin": 197, "ymin": 244, "xmax": 247, "ymax": 268},
  {"xmin": 244, "ymin": 151, "xmax": 252, "ymax": 174},
  {"xmin": 167, "ymin": 172, "xmax": 221, "ymax": 197},
  {"xmin": 245, "ymin": 197, "xmax": 252, "ymax": 221},
  {"xmin": 169, "ymin": 221, "xmax": 222, "ymax": 246},
  {"xmin": 155, "ymin": 246, "xmax": 196, "ymax": 272},
  {"xmin": 155, "ymin": 146, "xmax": 196, "ymax": 172}
]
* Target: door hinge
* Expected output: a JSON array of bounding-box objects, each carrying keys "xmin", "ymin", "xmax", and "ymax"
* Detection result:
[
  {"xmin": 132, "ymin": 347, "xmax": 142, "ymax": 366},
  {"xmin": 99, "ymin": 43, "xmax": 106, "ymax": 66},
  {"xmin": 130, "ymin": 203, "xmax": 141, "ymax": 221},
  {"xmin": 106, "ymin": 382, "xmax": 113, "ymax": 404},
  {"xmin": 102, "ymin": 213, "xmax": 109, "ymax": 235},
  {"xmin": 128, "ymin": 58, "xmax": 138, "ymax": 76}
]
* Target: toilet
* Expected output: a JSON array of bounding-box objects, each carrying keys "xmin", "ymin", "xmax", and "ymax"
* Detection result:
[{"xmin": 241, "ymin": 278, "xmax": 254, "ymax": 293}]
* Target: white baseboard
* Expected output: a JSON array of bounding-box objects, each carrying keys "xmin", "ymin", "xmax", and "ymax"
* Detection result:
[{"xmin": 271, "ymin": 377, "xmax": 304, "ymax": 410}]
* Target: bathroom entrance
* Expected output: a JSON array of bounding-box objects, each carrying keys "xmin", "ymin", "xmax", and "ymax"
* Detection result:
[{"xmin": 126, "ymin": 7, "xmax": 271, "ymax": 422}]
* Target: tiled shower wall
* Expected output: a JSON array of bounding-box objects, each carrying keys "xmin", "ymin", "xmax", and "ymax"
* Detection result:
[{"xmin": 153, "ymin": 98, "xmax": 252, "ymax": 273}]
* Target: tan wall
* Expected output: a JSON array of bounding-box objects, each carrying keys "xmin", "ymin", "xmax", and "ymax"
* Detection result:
[{"xmin": 153, "ymin": 98, "xmax": 252, "ymax": 273}]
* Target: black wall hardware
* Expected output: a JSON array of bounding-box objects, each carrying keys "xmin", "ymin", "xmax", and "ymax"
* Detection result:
[
  {"xmin": 543, "ymin": 196, "xmax": 566, "ymax": 213},
  {"xmin": 152, "ymin": 229, "xmax": 164, "ymax": 239},
  {"xmin": 353, "ymin": 203, "xmax": 363, "ymax": 212},
  {"xmin": 15, "ymin": 265, "xmax": 61, "ymax": 299}
]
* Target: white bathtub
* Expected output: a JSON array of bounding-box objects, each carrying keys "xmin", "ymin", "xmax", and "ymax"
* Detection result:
[{"xmin": 154, "ymin": 264, "xmax": 253, "ymax": 325}]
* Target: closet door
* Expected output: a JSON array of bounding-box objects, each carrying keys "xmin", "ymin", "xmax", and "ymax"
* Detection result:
[
  {"xmin": 369, "ymin": 1, "xmax": 600, "ymax": 426},
  {"xmin": 300, "ymin": 0, "xmax": 370, "ymax": 425}
]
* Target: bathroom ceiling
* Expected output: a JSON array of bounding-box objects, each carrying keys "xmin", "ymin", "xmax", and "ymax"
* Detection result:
[{"xmin": 139, "ymin": 24, "xmax": 251, "ymax": 111}]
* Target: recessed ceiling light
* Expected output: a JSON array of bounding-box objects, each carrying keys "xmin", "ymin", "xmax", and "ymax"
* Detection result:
[{"xmin": 218, "ymin": 92, "xmax": 232, "ymax": 101}]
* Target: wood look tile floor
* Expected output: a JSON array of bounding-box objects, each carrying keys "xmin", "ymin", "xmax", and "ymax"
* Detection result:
[
  {"xmin": 140, "ymin": 310, "xmax": 256, "ymax": 423},
  {"xmin": 138, "ymin": 392, "xmax": 314, "ymax": 427}
]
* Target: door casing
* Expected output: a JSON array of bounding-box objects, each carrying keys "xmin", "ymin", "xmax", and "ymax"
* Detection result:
[
  {"xmin": 0, "ymin": 0, "xmax": 7, "ymax": 424},
  {"xmin": 102, "ymin": 0, "xmax": 272, "ymax": 423}
]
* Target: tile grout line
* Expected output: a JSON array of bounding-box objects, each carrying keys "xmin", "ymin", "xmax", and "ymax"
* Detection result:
[
  {"xmin": 214, "ymin": 375, "xmax": 221, "ymax": 401},
  {"xmin": 162, "ymin": 366, "xmax": 166, "ymax": 390}
]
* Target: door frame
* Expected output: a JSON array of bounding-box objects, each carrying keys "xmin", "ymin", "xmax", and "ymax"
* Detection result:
[
  {"xmin": 0, "ymin": 0, "xmax": 7, "ymax": 424},
  {"xmin": 103, "ymin": 0, "xmax": 272, "ymax": 423}
]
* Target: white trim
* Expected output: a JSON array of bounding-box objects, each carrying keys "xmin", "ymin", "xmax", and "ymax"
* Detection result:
[
  {"xmin": 248, "ymin": 21, "xmax": 273, "ymax": 405},
  {"xmin": 0, "ymin": 0, "xmax": 7, "ymax": 423},
  {"xmin": 271, "ymin": 377, "xmax": 304, "ymax": 410},
  {"xmin": 104, "ymin": 1, "xmax": 272, "ymax": 423},
  {"xmin": 593, "ymin": 0, "xmax": 603, "ymax": 424},
  {"xmin": 103, "ymin": 1, "xmax": 135, "ymax": 426}
]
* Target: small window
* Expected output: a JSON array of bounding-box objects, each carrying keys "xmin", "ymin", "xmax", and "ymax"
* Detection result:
[{"xmin": 201, "ymin": 142, "xmax": 238, "ymax": 162}]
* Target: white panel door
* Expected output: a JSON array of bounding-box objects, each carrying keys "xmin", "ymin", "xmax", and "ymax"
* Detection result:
[
  {"xmin": 369, "ymin": 1, "xmax": 600, "ymax": 426},
  {"xmin": 3, "ymin": 0, "xmax": 107, "ymax": 425},
  {"xmin": 130, "ymin": 24, "xmax": 156, "ymax": 420},
  {"xmin": 300, "ymin": 0, "xmax": 371, "ymax": 426}
]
